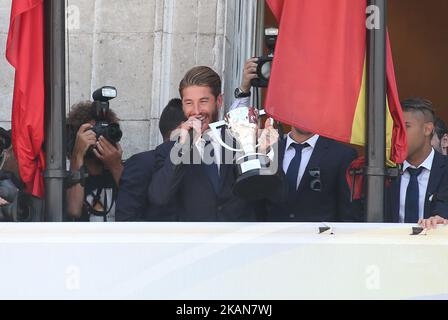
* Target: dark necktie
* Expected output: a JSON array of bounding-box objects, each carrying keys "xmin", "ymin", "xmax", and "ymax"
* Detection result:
[
  {"xmin": 202, "ymin": 141, "xmax": 220, "ymax": 193},
  {"xmin": 286, "ymin": 143, "xmax": 309, "ymax": 192},
  {"xmin": 404, "ymin": 167, "xmax": 424, "ymax": 223}
]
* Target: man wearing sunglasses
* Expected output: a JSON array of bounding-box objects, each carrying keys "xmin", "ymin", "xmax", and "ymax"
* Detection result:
[
  {"xmin": 261, "ymin": 127, "xmax": 361, "ymax": 222},
  {"xmin": 232, "ymin": 61, "xmax": 361, "ymax": 222}
]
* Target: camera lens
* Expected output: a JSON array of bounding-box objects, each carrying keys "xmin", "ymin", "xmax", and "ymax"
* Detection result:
[
  {"xmin": 260, "ymin": 61, "xmax": 272, "ymax": 81},
  {"xmin": 0, "ymin": 129, "xmax": 11, "ymax": 151},
  {"xmin": 106, "ymin": 123, "xmax": 123, "ymax": 144}
]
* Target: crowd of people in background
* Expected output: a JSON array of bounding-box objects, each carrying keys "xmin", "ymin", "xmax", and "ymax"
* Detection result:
[{"xmin": 1, "ymin": 59, "xmax": 448, "ymax": 229}]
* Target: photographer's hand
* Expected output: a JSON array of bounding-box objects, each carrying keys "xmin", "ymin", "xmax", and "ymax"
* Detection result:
[
  {"xmin": 0, "ymin": 196, "xmax": 9, "ymax": 206},
  {"xmin": 241, "ymin": 57, "xmax": 259, "ymax": 93},
  {"xmin": 71, "ymin": 123, "xmax": 97, "ymax": 169},
  {"xmin": 67, "ymin": 123, "xmax": 96, "ymax": 219},
  {"xmin": 93, "ymin": 136, "xmax": 124, "ymax": 185}
]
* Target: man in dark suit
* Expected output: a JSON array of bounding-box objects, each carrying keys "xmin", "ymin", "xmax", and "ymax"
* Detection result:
[
  {"xmin": 231, "ymin": 58, "xmax": 360, "ymax": 222},
  {"xmin": 386, "ymin": 98, "xmax": 448, "ymax": 224},
  {"xmin": 115, "ymin": 99, "xmax": 185, "ymax": 221},
  {"xmin": 262, "ymin": 126, "xmax": 360, "ymax": 222},
  {"xmin": 147, "ymin": 66, "xmax": 277, "ymax": 222}
]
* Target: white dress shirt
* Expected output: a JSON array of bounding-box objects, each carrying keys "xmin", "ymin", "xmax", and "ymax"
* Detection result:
[
  {"xmin": 283, "ymin": 134, "xmax": 320, "ymax": 190},
  {"xmin": 399, "ymin": 149, "xmax": 434, "ymax": 223},
  {"xmin": 229, "ymin": 97, "xmax": 250, "ymax": 111}
]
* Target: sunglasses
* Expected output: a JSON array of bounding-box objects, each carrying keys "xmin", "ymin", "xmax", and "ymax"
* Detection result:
[{"xmin": 309, "ymin": 168, "xmax": 322, "ymax": 192}]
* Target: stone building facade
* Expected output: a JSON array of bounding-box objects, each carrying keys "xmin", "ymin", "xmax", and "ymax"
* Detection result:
[{"xmin": 0, "ymin": 0, "xmax": 263, "ymax": 158}]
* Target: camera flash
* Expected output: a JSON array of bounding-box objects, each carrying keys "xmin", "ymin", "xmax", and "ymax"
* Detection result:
[{"xmin": 102, "ymin": 87, "xmax": 117, "ymax": 98}]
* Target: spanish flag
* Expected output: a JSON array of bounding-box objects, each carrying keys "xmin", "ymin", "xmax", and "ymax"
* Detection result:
[
  {"xmin": 265, "ymin": 0, "xmax": 407, "ymax": 165},
  {"xmin": 6, "ymin": 0, "xmax": 46, "ymax": 198}
]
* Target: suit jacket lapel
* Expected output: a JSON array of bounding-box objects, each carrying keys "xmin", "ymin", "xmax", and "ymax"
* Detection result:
[
  {"xmin": 424, "ymin": 151, "xmax": 446, "ymax": 218},
  {"xmin": 198, "ymin": 128, "xmax": 225, "ymax": 195},
  {"xmin": 217, "ymin": 128, "xmax": 238, "ymax": 193},
  {"xmin": 389, "ymin": 176, "xmax": 401, "ymax": 223},
  {"xmin": 278, "ymin": 138, "xmax": 287, "ymax": 172}
]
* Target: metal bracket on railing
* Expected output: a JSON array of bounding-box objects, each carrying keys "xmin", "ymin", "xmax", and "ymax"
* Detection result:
[
  {"xmin": 43, "ymin": 167, "xmax": 88, "ymax": 188},
  {"xmin": 411, "ymin": 227, "xmax": 427, "ymax": 236},
  {"xmin": 319, "ymin": 223, "xmax": 334, "ymax": 235}
]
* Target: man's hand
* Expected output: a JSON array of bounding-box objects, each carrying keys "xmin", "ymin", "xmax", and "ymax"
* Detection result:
[
  {"xmin": 240, "ymin": 57, "xmax": 259, "ymax": 93},
  {"xmin": 71, "ymin": 123, "xmax": 97, "ymax": 167},
  {"xmin": 418, "ymin": 215, "xmax": 448, "ymax": 230},
  {"xmin": 93, "ymin": 136, "xmax": 123, "ymax": 171},
  {"xmin": 178, "ymin": 116, "xmax": 203, "ymax": 145},
  {"xmin": 0, "ymin": 196, "xmax": 9, "ymax": 206},
  {"xmin": 258, "ymin": 118, "xmax": 279, "ymax": 155}
]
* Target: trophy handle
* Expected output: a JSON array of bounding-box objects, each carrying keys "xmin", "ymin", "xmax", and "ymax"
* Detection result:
[{"xmin": 208, "ymin": 121, "xmax": 243, "ymax": 152}]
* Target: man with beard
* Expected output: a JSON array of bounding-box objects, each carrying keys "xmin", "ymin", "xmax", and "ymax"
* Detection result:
[{"xmin": 148, "ymin": 66, "xmax": 279, "ymax": 221}]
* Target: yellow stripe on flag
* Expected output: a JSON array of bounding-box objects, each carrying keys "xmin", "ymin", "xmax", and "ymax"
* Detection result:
[
  {"xmin": 350, "ymin": 60, "xmax": 367, "ymax": 146},
  {"xmin": 350, "ymin": 59, "xmax": 397, "ymax": 167}
]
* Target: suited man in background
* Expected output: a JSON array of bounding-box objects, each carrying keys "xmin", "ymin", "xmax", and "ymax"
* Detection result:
[
  {"xmin": 262, "ymin": 127, "xmax": 360, "ymax": 222},
  {"xmin": 431, "ymin": 117, "xmax": 448, "ymax": 156},
  {"xmin": 115, "ymin": 99, "xmax": 185, "ymax": 221},
  {"xmin": 148, "ymin": 66, "xmax": 278, "ymax": 222},
  {"xmin": 385, "ymin": 98, "xmax": 448, "ymax": 223}
]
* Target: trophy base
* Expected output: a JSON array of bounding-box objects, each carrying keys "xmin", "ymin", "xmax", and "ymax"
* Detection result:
[{"xmin": 233, "ymin": 154, "xmax": 283, "ymax": 201}]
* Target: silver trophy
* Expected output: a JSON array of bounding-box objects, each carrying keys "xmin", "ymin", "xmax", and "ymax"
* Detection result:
[{"xmin": 209, "ymin": 107, "xmax": 282, "ymax": 200}]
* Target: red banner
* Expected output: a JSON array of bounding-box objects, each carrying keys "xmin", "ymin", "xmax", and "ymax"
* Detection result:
[
  {"xmin": 265, "ymin": 0, "xmax": 407, "ymax": 164},
  {"xmin": 6, "ymin": 0, "xmax": 46, "ymax": 198}
]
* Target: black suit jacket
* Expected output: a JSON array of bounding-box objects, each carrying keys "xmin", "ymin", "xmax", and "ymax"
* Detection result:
[
  {"xmin": 116, "ymin": 150, "xmax": 178, "ymax": 221},
  {"xmin": 385, "ymin": 151, "xmax": 448, "ymax": 222},
  {"xmin": 263, "ymin": 136, "xmax": 361, "ymax": 222},
  {"xmin": 148, "ymin": 140, "xmax": 267, "ymax": 222}
]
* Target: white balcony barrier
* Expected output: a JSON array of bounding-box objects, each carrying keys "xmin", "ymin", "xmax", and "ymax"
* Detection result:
[{"xmin": 0, "ymin": 223, "xmax": 447, "ymax": 300}]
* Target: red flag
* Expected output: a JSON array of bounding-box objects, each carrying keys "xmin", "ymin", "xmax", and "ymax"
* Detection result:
[
  {"xmin": 265, "ymin": 0, "xmax": 407, "ymax": 165},
  {"xmin": 6, "ymin": 0, "xmax": 46, "ymax": 198}
]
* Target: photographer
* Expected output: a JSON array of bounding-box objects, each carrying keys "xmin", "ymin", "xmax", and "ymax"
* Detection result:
[
  {"xmin": 0, "ymin": 128, "xmax": 21, "ymax": 221},
  {"xmin": 230, "ymin": 57, "xmax": 259, "ymax": 110},
  {"xmin": 0, "ymin": 128, "xmax": 11, "ymax": 207},
  {"xmin": 66, "ymin": 100, "xmax": 123, "ymax": 222}
]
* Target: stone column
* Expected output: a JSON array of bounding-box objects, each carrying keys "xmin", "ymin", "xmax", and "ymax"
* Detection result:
[
  {"xmin": 0, "ymin": 0, "xmax": 14, "ymax": 130},
  {"xmin": 222, "ymin": 0, "xmax": 260, "ymax": 111}
]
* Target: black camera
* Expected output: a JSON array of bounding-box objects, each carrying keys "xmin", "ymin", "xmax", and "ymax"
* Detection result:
[
  {"xmin": 91, "ymin": 86, "xmax": 122, "ymax": 144},
  {"xmin": 251, "ymin": 28, "xmax": 278, "ymax": 88},
  {"xmin": 0, "ymin": 128, "xmax": 11, "ymax": 153}
]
